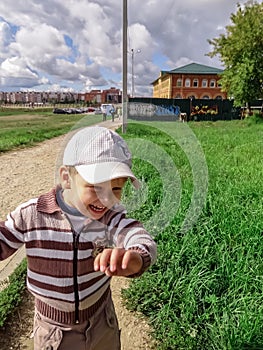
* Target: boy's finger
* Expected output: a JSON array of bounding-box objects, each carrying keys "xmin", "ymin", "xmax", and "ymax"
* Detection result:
[
  {"xmin": 109, "ymin": 248, "xmax": 124, "ymax": 272},
  {"xmin": 121, "ymin": 250, "xmax": 132, "ymax": 270},
  {"xmin": 96, "ymin": 249, "xmax": 112, "ymax": 272},
  {"xmin": 122, "ymin": 251, "xmax": 143, "ymax": 273},
  {"xmin": 93, "ymin": 253, "xmax": 104, "ymax": 271}
]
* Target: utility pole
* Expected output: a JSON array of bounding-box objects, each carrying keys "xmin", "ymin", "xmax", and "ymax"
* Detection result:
[{"xmin": 122, "ymin": 0, "xmax": 128, "ymax": 133}]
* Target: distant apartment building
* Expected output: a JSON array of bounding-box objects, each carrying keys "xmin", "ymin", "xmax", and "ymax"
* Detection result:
[
  {"xmin": 84, "ymin": 89, "xmax": 103, "ymax": 105},
  {"xmin": 0, "ymin": 91, "xmax": 86, "ymax": 105},
  {"xmin": 0, "ymin": 87, "xmax": 122, "ymax": 105},
  {"xmin": 84, "ymin": 87, "xmax": 122, "ymax": 105},
  {"xmin": 152, "ymin": 62, "xmax": 227, "ymax": 100}
]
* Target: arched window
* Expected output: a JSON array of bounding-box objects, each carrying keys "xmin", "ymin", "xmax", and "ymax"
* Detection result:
[
  {"xmin": 176, "ymin": 79, "xmax": 182, "ymax": 87},
  {"xmin": 185, "ymin": 79, "xmax": 191, "ymax": 87},
  {"xmin": 175, "ymin": 94, "xmax": 182, "ymax": 99},
  {"xmin": 210, "ymin": 80, "xmax": 216, "ymax": 88},
  {"xmin": 202, "ymin": 79, "xmax": 208, "ymax": 87},
  {"xmin": 215, "ymin": 95, "xmax": 223, "ymax": 100},
  {"xmin": 193, "ymin": 79, "xmax": 199, "ymax": 87},
  {"xmin": 202, "ymin": 95, "xmax": 210, "ymax": 99}
]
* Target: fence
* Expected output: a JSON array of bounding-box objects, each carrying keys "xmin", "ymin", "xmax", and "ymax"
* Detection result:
[{"xmin": 128, "ymin": 98, "xmax": 243, "ymax": 121}]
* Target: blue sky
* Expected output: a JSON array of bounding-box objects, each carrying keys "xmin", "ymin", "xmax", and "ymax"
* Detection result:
[{"xmin": 0, "ymin": 0, "xmax": 259, "ymax": 96}]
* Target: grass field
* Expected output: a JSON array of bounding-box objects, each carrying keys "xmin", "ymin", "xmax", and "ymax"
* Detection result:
[
  {"xmin": 121, "ymin": 116, "xmax": 263, "ymax": 349},
  {"xmin": 0, "ymin": 109, "xmax": 263, "ymax": 349},
  {"xmin": 0, "ymin": 108, "xmax": 100, "ymax": 152}
]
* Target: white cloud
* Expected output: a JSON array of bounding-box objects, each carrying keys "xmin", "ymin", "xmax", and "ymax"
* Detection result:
[
  {"xmin": 0, "ymin": 0, "xmax": 256, "ymax": 95},
  {"xmin": 1, "ymin": 57, "xmax": 30, "ymax": 76},
  {"xmin": 0, "ymin": 22, "xmax": 12, "ymax": 46},
  {"xmin": 13, "ymin": 24, "xmax": 69, "ymax": 58},
  {"xmin": 38, "ymin": 76, "xmax": 50, "ymax": 85}
]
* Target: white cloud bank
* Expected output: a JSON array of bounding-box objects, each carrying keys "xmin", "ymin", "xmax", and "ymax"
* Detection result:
[{"xmin": 0, "ymin": 0, "xmax": 256, "ymax": 96}]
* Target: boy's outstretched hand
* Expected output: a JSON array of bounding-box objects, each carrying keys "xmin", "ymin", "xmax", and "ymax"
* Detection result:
[{"xmin": 93, "ymin": 248, "xmax": 143, "ymax": 277}]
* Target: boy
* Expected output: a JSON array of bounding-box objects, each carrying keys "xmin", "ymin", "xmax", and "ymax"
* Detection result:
[{"xmin": 0, "ymin": 126, "xmax": 157, "ymax": 350}]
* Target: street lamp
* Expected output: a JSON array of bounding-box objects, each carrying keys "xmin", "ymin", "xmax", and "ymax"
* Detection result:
[{"xmin": 131, "ymin": 48, "xmax": 141, "ymax": 97}]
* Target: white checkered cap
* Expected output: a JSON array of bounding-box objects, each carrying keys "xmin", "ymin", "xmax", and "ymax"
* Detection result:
[{"xmin": 63, "ymin": 126, "xmax": 140, "ymax": 188}]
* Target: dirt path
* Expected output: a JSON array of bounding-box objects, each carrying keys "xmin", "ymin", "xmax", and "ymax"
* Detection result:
[{"xmin": 0, "ymin": 123, "xmax": 156, "ymax": 350}]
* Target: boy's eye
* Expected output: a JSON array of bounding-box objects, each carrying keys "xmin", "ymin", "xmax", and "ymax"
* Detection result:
[
  {"xmin": 93, "ymin": 186, "xmax": 103, "ymax": 192},
  {"xmin": 86, "ymin": 185, "xmax": 101, "ymax": 192},
  {"xmin": 87, "ymin": 184, "xmax": 123, "ymax": 196},
  {"xmin": 112, "ymin": 188, "xmax": 123, "ymax": 196},
  {"xmin": 112, "ymin": 187, "xmax": 122, "ymax": 192}
]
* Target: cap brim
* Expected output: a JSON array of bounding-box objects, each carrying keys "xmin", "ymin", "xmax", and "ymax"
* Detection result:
[{"xmin": 76, "ymin": 162, "xmax": 141, "ymax": 189}]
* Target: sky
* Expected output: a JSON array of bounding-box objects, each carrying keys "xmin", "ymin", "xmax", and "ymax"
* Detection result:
[{"xmin": 0, "ymin": 0, "xmax": 257, "ymax": 96}]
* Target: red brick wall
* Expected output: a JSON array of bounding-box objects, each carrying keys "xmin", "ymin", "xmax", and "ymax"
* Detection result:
[{"xmin": 171, "ymin": 73, "xmax": 227, "ymax": 99}]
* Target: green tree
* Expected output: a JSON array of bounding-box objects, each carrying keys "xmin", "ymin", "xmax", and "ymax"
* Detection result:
[{"xmin": 207, "ymin": 1, "xmax": 263, "ymax": 107}]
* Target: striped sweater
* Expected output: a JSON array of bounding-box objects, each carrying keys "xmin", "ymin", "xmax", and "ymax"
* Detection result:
[{"xmin": 0, "ymin": 187, "xmax": 157, "ymax": 325}]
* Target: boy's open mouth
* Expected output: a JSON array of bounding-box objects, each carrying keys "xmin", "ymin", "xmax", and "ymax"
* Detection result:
[{"xmin": 89, "ymin": 204, "xmax": 106, "ymax": 213}]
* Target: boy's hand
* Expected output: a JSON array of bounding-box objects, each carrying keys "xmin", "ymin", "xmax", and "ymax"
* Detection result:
[{"xmin": 93, "ymin": 248, "xmax": 143, "ymax": 277}]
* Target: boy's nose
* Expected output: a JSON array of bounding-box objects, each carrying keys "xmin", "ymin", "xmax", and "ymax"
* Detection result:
[{"xmin": 97, "ymin": 190, "xmax": 116, "ymax": 206}]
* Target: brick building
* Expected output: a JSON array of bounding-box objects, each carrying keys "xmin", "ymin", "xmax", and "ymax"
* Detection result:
[
  {"xmin": 84, "ymin": 87, "xmax": 122, "ymax": 105},
  {"xmin": 152, "ymin": 62, "xmax": 227, "ymax": 100}
]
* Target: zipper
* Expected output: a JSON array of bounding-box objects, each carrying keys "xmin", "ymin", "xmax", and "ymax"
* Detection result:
[
  {"xmin": 73, "ymin": 232, "xmax": 80, "ymax": 324},
  {"xmin": 63, "ymin": 213, "xmax": 80, "ymax": 324}
]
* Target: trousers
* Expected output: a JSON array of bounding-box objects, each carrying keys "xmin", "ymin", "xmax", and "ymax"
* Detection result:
[{"xmin": 32, "ymin": 295, "xmax": 121, "ymax": 350}]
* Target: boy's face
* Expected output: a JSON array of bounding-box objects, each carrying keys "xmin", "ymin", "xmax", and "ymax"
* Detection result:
[{"xmin": 62, "ymin": 169, "xmax": 127, "ymax": 219}]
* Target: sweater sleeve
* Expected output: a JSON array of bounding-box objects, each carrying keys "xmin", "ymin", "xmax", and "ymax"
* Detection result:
[
  {"xmin": 106, "ymin": 207, "xmax": 157, "ymax": 277},
  {"xmin": 0, "ymin": 209, "xmax": 25, "ymax": 260}
]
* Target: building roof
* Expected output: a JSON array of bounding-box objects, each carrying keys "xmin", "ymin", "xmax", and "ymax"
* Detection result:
[
  {"xmin": 169, "ymin": 62, "xmax": 224, "ymax": 74},
  {"xmin": 151, "ymin": 62, "xmax": 224, "ymax": 85}
]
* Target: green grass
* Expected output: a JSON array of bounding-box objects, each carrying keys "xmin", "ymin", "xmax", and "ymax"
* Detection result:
[
  {"xmin": 121, "ymin": 116, "xmax": 263, "ymax": 349},
  {"xmin": 0, "ymin": 259, "xmax": 27, "ymax": 327},
  {"xmin": 0, "ymin": 109, "xmax": 101, "ymax": 152},
  {"xmin": 1, "ymin": 109, "xmax": 263, "ymax": 349}
]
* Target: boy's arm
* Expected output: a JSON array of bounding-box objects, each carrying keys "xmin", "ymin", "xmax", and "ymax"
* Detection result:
[
  {"xmin": 0, "ymin": 210, "xmax": 25, "ymax": 260},
  {"xmin": 126, "ymin": 245, "xmax": 153, "ymax": 277},
  {"xmin": 95, "ymin": 216, "xmax": 157, "ymax": 277},
  {"xmin": 116, "ymin": 221, "xmax": 157, "ymax": 275}
]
